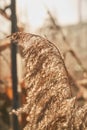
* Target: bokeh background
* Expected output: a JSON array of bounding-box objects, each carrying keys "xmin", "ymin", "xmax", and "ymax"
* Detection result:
[{"xmin": 0, "ymin": 0, "xmax": 87, "ymax": 130}]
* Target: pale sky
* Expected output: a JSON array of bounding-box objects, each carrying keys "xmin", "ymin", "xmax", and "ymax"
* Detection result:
[
  {"xmin": 16, "ymin": 0, "xmax": 87, "ymax": 31},
  {"xmin": 0, "ymin": 0, "xmax": 87, "ymax": 34}
]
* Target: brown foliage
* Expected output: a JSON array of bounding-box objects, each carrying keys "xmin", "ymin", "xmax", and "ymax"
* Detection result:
[{"xmin": 7, "ymin": 32, "xmax": 87, "ymax": 130}]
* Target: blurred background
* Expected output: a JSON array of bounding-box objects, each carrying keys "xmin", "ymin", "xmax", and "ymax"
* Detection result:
[{"xmin": 0, "ymin": 0, "xmax": 87, "ymax": 130}]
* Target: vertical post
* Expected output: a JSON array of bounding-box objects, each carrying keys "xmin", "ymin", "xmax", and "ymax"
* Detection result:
[{"xmin": 10, "ymin": 0, "xmax": 20, "ymax": 130}]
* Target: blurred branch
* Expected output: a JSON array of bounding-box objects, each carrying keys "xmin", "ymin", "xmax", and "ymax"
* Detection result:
[
  {"xmin": 4, "ymin": 5, "xmax": 11, "ymax": 11},
  {"xmin": 0, "ymin": 53, "xmax": 10, "ymax": 67},
  {"xmin": 0, "ymin": 31, "xmax": 8, "ymax": 37},
  {"xmin": 0, "ymin": 39, "xmax": 11, "ymax": 67},
  {"xmin": 64, "ymin": 49, "xmax": 87, "ymax": 74},
  {"xmin": 46, "ymin": 9, "xmax": 87, "ymax": 74},
  {"xmin": 0, "ymin": 39, "xmax": 10, "ymax": 51},
  {"xmin": 78, "ymin": 0, "xmax": 82, "ymax": 24},
  {"xmin": 0, "ymin": 8, "xmax": 10, "ymax": 20},
  {"xmin": 47, "ymin": 10, "xmax": 68, "ymax": 42}
]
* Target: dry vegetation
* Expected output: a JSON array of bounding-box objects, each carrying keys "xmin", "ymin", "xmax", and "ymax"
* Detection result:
[
  {"xmin": 0, "ymin": 1, "xmax": 87, "ymax": 130},
  {"xmin": 7, "ymin": 32, "xmax": 87, "ymax": 130}
]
